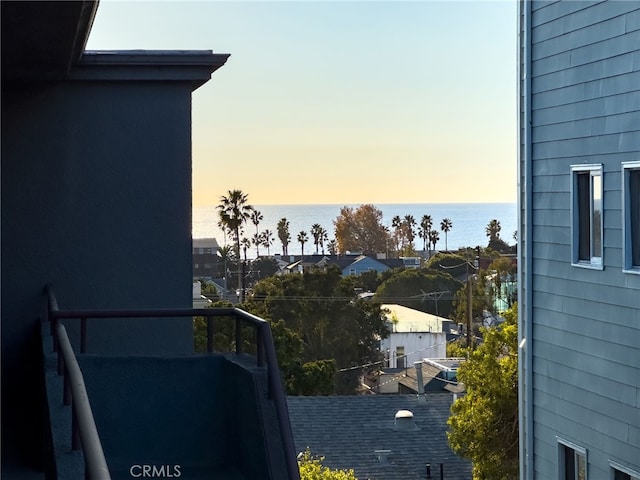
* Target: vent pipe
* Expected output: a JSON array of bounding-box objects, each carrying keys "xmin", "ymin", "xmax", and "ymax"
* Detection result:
[
  {"xmin": 415, "ymin": 361, "xmax": 426, "ymax": 405},
  {"xmin": 374, "ymin": 449, "xmax": 391, "ymax": 464},
  {"xmin": 394, "ymin": 410, "xmax": 419, "ymax": 431}
]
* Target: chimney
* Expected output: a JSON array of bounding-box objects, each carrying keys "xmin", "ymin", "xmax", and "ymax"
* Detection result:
[{"xmin": 393, "ymin": 410, "xmax": 419, "ymax": 431}]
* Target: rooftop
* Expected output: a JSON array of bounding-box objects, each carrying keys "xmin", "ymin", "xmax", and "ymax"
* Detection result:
[
  {"xmin": 287, "ymin": 394, "xmax": 471, "ymax": 480},
  {"xmin": 382, "ymin": 304, "xmax": 449, "ymax": 333}
]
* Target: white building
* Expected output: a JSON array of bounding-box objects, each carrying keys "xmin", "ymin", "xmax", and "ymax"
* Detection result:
[{"xmin": 380, "ymin": 304, "xmax": 449, "ymax": 369}]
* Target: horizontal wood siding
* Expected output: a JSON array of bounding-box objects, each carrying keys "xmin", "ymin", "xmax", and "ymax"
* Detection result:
[{"xmin": 526, "ymin": 1, "xmax": 640, "ymax": 478}]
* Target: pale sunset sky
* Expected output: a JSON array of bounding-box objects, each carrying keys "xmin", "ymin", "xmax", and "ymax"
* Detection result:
[{"xmin": 86, "ymin": 0, "xmax": 518, "ymax": 206}]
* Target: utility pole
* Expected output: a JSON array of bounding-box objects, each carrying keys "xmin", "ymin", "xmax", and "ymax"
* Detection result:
[
  {"xmin": 419, "ymin": 290, "xmax": 449, "ymax": 316},
  {"xmin": 466, "ymin": 246, "xmax": 480, "ymax": 349},
  {"xmin": 466, "ymin": 273, "xmax": 472, "ymax": 349}
]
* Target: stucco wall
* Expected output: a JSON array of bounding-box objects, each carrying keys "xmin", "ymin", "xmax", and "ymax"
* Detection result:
[{"xmin": 2, "ymin": 79, "xmax": 196, "ymax": 462}]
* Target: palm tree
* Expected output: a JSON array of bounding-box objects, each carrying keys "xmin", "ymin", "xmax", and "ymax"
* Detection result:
[
  {"xmin": 320, "ymin": 229, "xmax": 329, "ymax": 254},
  {"xmin": 486, "ymin": 219, "xmax": 502, "ymax": 242},
  {"xmin": 261, "ymin": 229, "xmax": 274, "ymax": 256},
  {"xmin": 277, "ymin": 218, "xmax": 290, "ymax": 256},
  {"xmin": 297, "ymin": 231, "xmax": 308, "ymax": 257},
  {"xmin": 250, "ymin": 208, "xmax": 263, "ymax": 257},
  {"xmin": 311, "ymin": 223, "xmax": 323, "ymax": 254},
  {"xmin": 217, "ymin": 190, "xmax": 253, "ymax": 302},
  {"xmin": 391, "ymin": 215, "xmax": 402, "ymax": 251},
  {"xmin": 420, "ymin": 214, "xmax": 433, "ymax": 253},
  {"xmin": 217, "ymin": 245, "xmax": 235, "ymax": 298},
  {"xmin": 440, "ymin": 218, "xmax": 453, "ymax": 251},
  {"xmin": 252, "ymin": 233, "xmax": 261, "ymax": 257},
  {"xmin": 327, "ymin": 239, "xmax": 337, "ymax": 255},
  {"xmin": 403, "ymin": 215, "xmax": 416, "ymax": 249},
  {"xmin": 240, "ymin": 237, "xmax": 251, "ymax": 262},
  {"xmin": 429, "ymin": 229, "xmax": 440, "ymax": 253}
]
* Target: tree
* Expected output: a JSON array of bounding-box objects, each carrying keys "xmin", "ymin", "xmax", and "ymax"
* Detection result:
[
  {"xmin": 391, "ymin": 215, "xmax": 402, "ymax": 252},
  {"xmin": 240, "ymin": 237, "xmax": 251, "ymax": 262},
  {"xmin": 261, "ymin": 229, "xmax": 274, "ymax": 256},
  {"xmin": 486, "ymin": 219, "xmax": 502, "ymax": 242},
  {"xmin": 375, "ymin": 268, "xmax": 462, "ymax": 318},
  {"xmin": 311, "ymin": 223, "xmax": 323, "ymax": 254},
  {"xmin": 440, "ymin": 218, "xmax": 453, "ymax": 251},
  {"xmin": 217, "ymin": 245, "xmax": 235, "ymax": 296},
  {"xmin": 419, "ymin": 214, "xmax": 433, "ymax": 253},
  {"xmin": 488, "ymin": 257, "xmax": 517, "ymax": 307},
  {"xmin": 453, "ymin": 268, "xmax": 492, "ymax": 334},
  {"xmin": 244, "ymin": 266, "xmax": 389, "ymax": 394},
  {"xmin": 297, "ymin": 231, "xmax": 308, "ymax": 256},
  {"xmin": 327, "ymin": 239, "xmax": 337, "ymax": 255},
  {"xmin": 277, "ymin": 217, "xmax": 291, "ymax": 256},
  {"xmin": 334, "ymin": 204, "xmax": 390, "ymax": 255},
  {"xmin": 426, "ymin": 252, "xmax": 469, "ymax": 278},
  {"xmin": 252, "ymin": 233, "xmax": 261, "ymax": 257},
  {"xmin": 403, "ymin": 214, "xmax": 416, "ymax": 250},
  {"xmin": 217, "ymin": 189, "xmax": 253, "ymax": 302},
  {"xmin": 429, "ymin": 229, "xmax": 440, "ymax": 252},
  {"xmin": 298, "ymin": 449, "xmax": 357, "ymax": 480},
  {"xmin": 447, "ymin": 304, "xmax": 519, "ymax": 480},
  {"xmin": 320, "ymin": 229, "xmax": 329, "ymax": 254},
  {"xmin": 251, "ymin": 208, "xmax": 263, "ymax": 257}
]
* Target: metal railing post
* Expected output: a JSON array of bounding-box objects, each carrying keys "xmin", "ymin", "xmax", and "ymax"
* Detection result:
[{"xmin": 72, "ymin": 404, "xmax": 81, "ymax": 451}]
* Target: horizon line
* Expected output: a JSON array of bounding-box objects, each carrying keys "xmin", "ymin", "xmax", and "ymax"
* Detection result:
[{"xmin": 193, "ymin": 200, "xmax": 518, "ymax": 208}]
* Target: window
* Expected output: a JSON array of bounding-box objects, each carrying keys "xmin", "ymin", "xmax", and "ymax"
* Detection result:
[
  {"xmin": 558, "ymin": 438, "xmax": 587, "ymax": 480},
  {"xmin": 610, "ymin": 461, "xmax": 640, "ymax": 480},
  {"xmin": 623, "ymin": 162, "xmax": 640, "ymax": 273},
  {"xmin": 571, "ymin": 164, "xmax": 603, "ymax": 268},
  {"xmin": 396, "ymin": 346, "xmax": 405, "ymax": 369}
]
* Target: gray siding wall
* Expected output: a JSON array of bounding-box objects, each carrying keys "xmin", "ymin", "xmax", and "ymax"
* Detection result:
[{"xmin": 525, "ymin": 1, "xmax": 640, "ymax": 478}]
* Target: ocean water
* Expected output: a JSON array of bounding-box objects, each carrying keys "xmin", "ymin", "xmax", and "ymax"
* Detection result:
[{"xmin": 193, "ymin": 203, "xmax": 517, "ymax": 257}]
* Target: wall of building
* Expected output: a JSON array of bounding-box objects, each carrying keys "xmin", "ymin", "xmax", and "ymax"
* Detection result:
[
  {"xmin": 2, "ymin": 79, "xmax": 195, "ymax": 464},
  {"xmin": 381, "ymin": 332, "xmax": 447, "ymax": 369},
  {"xmin": 524, "ymin": 1, "xmax": 640, "ymax": 478}
]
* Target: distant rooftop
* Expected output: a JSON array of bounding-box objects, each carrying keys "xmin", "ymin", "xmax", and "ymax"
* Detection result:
[{"xmin": 382, "ymin": 304, "xmax": 450, "ymax": 333}]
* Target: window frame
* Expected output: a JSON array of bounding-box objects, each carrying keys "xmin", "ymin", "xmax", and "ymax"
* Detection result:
[
  {"xmin": 622, "ymin": 161, "xmax": 640, "ymax": 274},
  {"xmin": 557, "ymin": 437, "xmax": 587, "ymax": 480},
  {"xmin": 571, "ymin": 164, "xmax": 604, "ymax": 269},
  {"xmin": 610, "ymin": 460, "xmax": 640, "ymax": 480}
]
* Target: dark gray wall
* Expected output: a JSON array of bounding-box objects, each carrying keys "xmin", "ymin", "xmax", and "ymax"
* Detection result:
[
  {"xmin": 75, "ymin": 355, "xmax": 276, "ymax": 480},
  {"xmin": 522, "ymin": 1, "xmax": 640, "ymax": 478},
  {"xmin": 2, "ymin": 79, "xmax": 196, "ymax": 465}
]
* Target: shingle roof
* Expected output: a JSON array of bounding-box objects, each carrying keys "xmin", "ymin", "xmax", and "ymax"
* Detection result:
[{"xmin": 287, "ymin": 394, "xmax": 472, "ymax": 480}]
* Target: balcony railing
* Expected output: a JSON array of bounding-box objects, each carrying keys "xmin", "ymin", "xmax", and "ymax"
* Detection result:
[{"xmin": 45, "ymin": 285, "xmax": 300, "ymax": 480}]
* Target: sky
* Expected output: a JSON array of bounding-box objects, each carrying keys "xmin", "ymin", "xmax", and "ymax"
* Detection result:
[{"xmin": 86, "ymin": 0, "xmax": 518, "ymax": 206}]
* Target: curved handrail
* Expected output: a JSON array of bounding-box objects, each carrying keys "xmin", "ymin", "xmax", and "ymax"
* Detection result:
[{"xmin": 56, "ymin": 323, "xmax": 111, "ymax": 480}]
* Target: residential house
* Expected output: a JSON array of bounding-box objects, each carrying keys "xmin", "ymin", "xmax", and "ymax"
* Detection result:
[
  {"xmin": 193, "ymin": 237, "xmax": 222, "ymax": 279},
  {"xmin": 380, "ymin": 304, "xmax": 452, "ymax": 369},
  {"xmin": 341, "ymin": 254, "xmax": 394, "ymax": 276},
  {"xmin": 519, "ymin": 2, "xmax": 640, "ymax": 479},
  {"xmin": 375, "ymin": 358, "xmax": 466, "ymax": 395},
  {"xmin": 287, "ymin": 395, "xmax": 472, "ymax": 480},
  {"xmin": 2, "ymin": 3, "xmax": 298, "ymax": 479}
]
